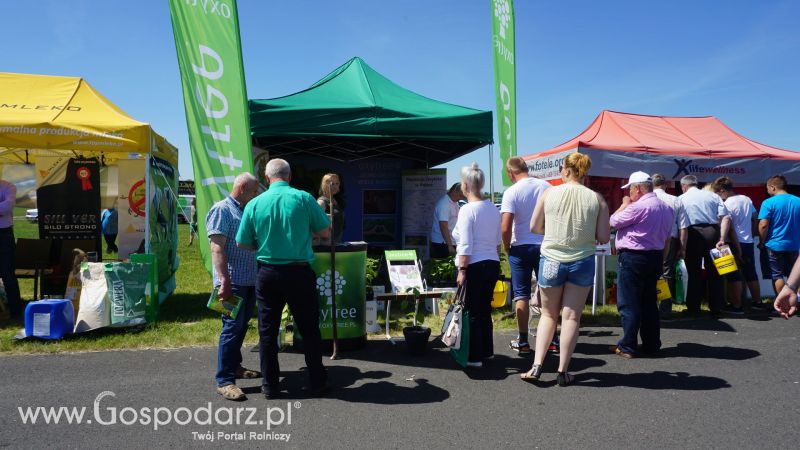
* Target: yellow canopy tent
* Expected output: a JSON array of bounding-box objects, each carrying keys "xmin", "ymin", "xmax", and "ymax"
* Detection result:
[
  {"xmin": 0, "ymin": 72, "xmax": 176, "ymax": 164},
  {"xmin": 0, "ymin": 72, "xmax": 179, "ymax": 310}
]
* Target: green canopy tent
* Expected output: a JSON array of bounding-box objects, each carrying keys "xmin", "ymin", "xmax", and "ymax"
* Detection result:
[
  {"xmin": 249, "ymin": 57, "xmax": 493, "ymax": 356},
  {"xmin": 249, "ymin": 57, "xmax": 492, "ymax": 166}
]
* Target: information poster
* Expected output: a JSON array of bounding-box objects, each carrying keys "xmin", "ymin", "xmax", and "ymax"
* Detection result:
[
  {"xmin": 117, "ymin": 159, "xmax": 146, "ymax": 259},
  {"xmin": 401, "ymin": 169, "xmax": 446, "ymax": 260},
  {"xmin": 37, "ymin": 157, "xmax": 101, "ymax": 244}
]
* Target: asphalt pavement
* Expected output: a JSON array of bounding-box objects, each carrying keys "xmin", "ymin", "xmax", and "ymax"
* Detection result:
[{"xmin": 0, "ymin": 314, "xmax": 797, "ymax": 449}]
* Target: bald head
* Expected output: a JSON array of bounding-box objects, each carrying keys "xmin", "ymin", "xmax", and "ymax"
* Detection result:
[
  {"xmin": 265, "ymin": 159, "xmax": 291, "ymax": 182},
  {"xmin": 233, "ymin": 172, "xmax": 257, "ymax": 191},
  {"xmin": 231, "ymin": 172, "xmax": 259, "ymax": 205}
]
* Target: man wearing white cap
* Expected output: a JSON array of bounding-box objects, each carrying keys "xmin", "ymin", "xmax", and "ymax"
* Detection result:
[{"xmin": 609, "ymin": 172, "xmax": 674, "ymax": 358}]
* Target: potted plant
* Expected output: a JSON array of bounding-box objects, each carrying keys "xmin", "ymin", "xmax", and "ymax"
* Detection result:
[{"xmin": 402, "ymin": 287, "xmax": 431, "ymax": 356}]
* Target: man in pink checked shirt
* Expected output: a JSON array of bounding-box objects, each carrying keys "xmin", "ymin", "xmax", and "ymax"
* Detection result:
[{"xmin": 609, "ymin": 172, "xmax": 674, "ymax": 359}]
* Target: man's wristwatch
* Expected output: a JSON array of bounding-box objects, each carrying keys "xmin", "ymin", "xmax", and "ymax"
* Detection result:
[
  {"xmin": 458, "ymin": 267, "xmax": 467, "ymax": 272},
  {"xmin": 786, "ymin": 282, "xmax": 798, "ymax": 294}
]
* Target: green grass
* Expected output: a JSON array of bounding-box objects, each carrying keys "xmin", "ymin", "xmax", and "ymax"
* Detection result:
[
  {"xmin": 2, "ymin": 206, "xmax": 633, "ymax": 354},
  {"xmin": 1, "ymin": 208, "xmax": 244, "ymax": 354}
]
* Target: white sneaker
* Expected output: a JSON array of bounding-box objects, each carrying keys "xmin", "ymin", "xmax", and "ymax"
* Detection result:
[{"xmin": 465, "ymin": 361, "xmax": 483, "ymax": 368}]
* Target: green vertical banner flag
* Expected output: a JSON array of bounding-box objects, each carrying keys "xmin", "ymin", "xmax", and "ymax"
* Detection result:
[
  {"xmin": 168, "ymin": 0, "xmax": 254, "ymax": 273},
  {"xmin": 491, "ymin": 0, "xmax": 517, "ymax": 187}
]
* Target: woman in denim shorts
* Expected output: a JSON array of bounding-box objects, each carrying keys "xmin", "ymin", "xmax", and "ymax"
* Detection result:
[{"xmin": 521, "ymin": 153, "xmax": 610, "ymax": 386}]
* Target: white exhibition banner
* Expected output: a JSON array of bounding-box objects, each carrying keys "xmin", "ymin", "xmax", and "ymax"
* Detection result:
[
  {"xmin": 117, "ymin": 159, "xmax": 146, "ymax": 259},
  {"xmin": 526, "ymin": 147, "xmax": 800, "ymax": 184},
  {"xmin": 401, "ymin": 169, "xmax": 446, "ymax": 260}
]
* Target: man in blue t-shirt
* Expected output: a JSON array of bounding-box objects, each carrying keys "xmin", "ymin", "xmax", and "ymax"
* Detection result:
[
  {"xmin": 101, "ymin": 206, "xmax": 119, "ymax": 254},
  {"xmin": 758, "ymin": 175, "xmax": 800, "ymax": 295}
]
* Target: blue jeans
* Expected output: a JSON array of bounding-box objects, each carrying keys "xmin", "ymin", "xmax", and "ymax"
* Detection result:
[
  {"xmin": 216, "ymin": 284, "xmax": 257, "ymax": 387},
  {"xmin": 766, "ymin": 249, "xmax": 799, "ymax": 281},
  {"xmin": 0, "ymin": 227, "xmax": 21, "ymax": 317},
  {"xmin": 617, "ymin": 250, "xmax": 663, "ymax": 355},
  {"xmin": 508, "ymin": 244, "xmax": 541, "ymax": 302}
]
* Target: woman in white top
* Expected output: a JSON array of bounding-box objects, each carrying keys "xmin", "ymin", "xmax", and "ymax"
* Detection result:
[
  {"xmin": 521, "ymin": 153, "xmax": 610, "ymax": 386},
  {"xmin": 453, "ymin": 162, "xmax": 501, "ymax": 368}
]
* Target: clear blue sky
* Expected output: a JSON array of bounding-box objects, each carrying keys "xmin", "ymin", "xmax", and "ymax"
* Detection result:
[{"xmin": 4, "ymin": 0, "xmax": 798, "ymax": 190}]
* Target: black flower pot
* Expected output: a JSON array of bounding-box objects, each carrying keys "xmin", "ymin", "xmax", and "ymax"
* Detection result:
[{"xmin": 403, "ymin": 326, "xmax": 431, "ymax": 356}]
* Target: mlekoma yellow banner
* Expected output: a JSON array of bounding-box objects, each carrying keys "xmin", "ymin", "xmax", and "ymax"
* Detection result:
[{"xmin": 168, "ymin": 0, "xmax": 254, "ymax": 273}]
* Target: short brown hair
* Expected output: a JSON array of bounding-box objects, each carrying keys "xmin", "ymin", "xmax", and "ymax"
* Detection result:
[
  {"xmin": 651, "ymin": 173, "xmax": 667, "ymax": 187},
  {"xmin": 714, "ymin": 176, "xmax": 734, "ymax": 192},
  {"xmin": 506, "ymin": 156, "xmax": 528, "ymax": 174},
  {"xmin": 767, "ymin": 175, "xmax": 787, "ymax": 190}
]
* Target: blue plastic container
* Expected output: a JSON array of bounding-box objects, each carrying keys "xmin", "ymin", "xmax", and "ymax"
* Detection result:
[{"xmin": 24, "ymin": 299, "xmax": 75, "ymax": 340}]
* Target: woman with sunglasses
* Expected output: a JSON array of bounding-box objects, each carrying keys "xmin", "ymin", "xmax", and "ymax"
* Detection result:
[{"xmin": 521, "ymin": 153, "xmax": 610, "ymax": 386}]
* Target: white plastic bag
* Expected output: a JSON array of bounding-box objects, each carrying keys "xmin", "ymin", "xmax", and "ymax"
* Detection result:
[
  {"xmin": 441, "ymin": 305, "xmax": 463, "ymax": 349},
  {"xmin": 676, "ymin": 259, "xmax": 689, "ymax": 304},
  {"xmin": 74, "ymin": 263, "xmax": 110, "ymax": 332}
]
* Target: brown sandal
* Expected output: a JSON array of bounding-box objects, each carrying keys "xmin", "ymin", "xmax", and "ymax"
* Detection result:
[
  {"xmin": 236, "ymin": 367, "xmax": 261, "ymax": 379},
  {"xmin": 216, "ymin": 384, "xmax": 246, "ymax": 401}
]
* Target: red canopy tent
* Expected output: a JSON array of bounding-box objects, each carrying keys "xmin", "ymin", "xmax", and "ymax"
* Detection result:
[{"xmin": 522, "ymin": 110, "xmax": 800, "ymax": 210}]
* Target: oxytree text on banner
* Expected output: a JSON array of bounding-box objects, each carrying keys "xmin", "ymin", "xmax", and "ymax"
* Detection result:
[
  {"xmin": 492, "ymin": 0, "xmax": 516, "ymax": 187},
  {"xmin": 168, "ymin": 0, "xmax": 254, "ymax": 273}
]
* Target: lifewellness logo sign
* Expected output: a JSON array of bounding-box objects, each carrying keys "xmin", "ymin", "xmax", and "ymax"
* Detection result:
[{"xmin": 671, "ymin": 158, "xmax": 746, "ymax": 179}]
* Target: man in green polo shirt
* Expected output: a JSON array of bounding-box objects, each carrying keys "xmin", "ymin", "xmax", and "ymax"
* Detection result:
[{"xmin": 237, "ymin": 158, "xmax": 331, "ymax": 399}]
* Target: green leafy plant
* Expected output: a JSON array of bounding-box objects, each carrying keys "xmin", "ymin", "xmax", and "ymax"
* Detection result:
[
  {"xmin": 427, "ymin": 257, "xmax": 456, "ymax": 286},
  {"xmin": 365, "ymin": 257, "xmax": 380, "ymax": 298},
  {"xmin": 365, "ymin": 257, "xmax": 380, "ymax": 286}
]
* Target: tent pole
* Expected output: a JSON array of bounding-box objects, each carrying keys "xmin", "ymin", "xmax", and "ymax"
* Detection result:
[
  {"xmin": 328, "ymin": 183, "xmax": 340, "ymax": 360},
  {"xmin": 489, "ymin": 144, "xmax": 495, "ymax": 203},
  {"xmin": 144, "ymin": 154, "xmax": 151, "ymax": 254}
]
